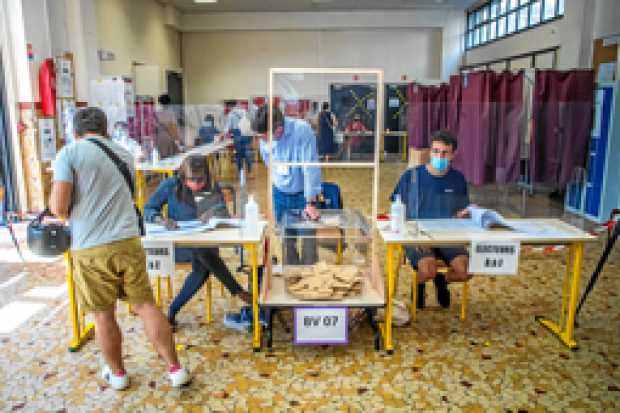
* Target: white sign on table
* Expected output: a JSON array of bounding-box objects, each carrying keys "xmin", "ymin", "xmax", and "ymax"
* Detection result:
[
  {"xmin": 142, "ymin": 240, "xmax": 175, "ymax": 277},
  {"xmin": 469, "ymin": 240, "xmax": 520, "ymax": 275},
  {"xmin": 294, "ymin": 307, "xmax": 348, "ymax": 345}
]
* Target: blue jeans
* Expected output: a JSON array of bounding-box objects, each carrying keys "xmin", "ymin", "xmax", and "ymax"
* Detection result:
[
  {"xmin": 168, "ymin": 248, "xmax": 243, "ymax": 320},
  {"xmin": 273, "ymin": 187, "xmax": 317, "ymax": 265},
  {"xmin": 233, "ymin": 133, "xmax": 253, "ymax": 174}
]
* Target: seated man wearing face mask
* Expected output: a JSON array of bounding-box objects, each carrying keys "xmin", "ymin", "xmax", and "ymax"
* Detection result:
[{"xmin": 390, "ymin": 130, "xmax": 473, "ymax": 309}]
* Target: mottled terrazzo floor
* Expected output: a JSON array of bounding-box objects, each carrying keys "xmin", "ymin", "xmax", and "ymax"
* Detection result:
[{"xmin": 0, "ymin": 161, "xmax": 619, "ymax": 412}]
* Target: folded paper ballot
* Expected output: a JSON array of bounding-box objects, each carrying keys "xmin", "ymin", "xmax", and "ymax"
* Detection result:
[{"xmin": 467, "ymin": 206, "xmax": 514, "ymax": 229}]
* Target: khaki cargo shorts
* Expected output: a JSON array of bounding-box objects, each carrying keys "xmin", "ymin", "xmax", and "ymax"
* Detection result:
[{"xmin": 71, "ymin": 237, "xmax": 154, "ymax": 313}]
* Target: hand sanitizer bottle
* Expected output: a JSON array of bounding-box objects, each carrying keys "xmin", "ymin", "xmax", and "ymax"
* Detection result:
[
  {"xmin": 152, "ymin": 147, "xmax": 160, "ymax": 164},
  {"xmin": 244, "ymin": 194, "xmax": 259, "ymax": 238},
  {"xmin": 390, "ymin": 194, "xmax": 403, "ymax": 233}
]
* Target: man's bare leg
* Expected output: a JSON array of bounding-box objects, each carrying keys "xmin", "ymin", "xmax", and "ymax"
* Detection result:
[
  {"xmin": 132, "ymin": 302, "xmax": 179, "ymax": 367},
  {"xmin": 93, "ymin": 307, "xmax": 124, "ymax": 372}
]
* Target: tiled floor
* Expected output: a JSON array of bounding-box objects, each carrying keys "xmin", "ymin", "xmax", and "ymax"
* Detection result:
[{"xmin": 0, "ymin": 161, "xmax": 618, "ymax": 412}]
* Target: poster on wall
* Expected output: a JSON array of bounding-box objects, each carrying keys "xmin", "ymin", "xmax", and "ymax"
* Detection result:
[
  {"xmin": 39, "ymin": 118, "xmax": 57, "ymax": 162},
  {"xmin": 56, "ymin": 58, "xmax": 74, "ymax": 99}
]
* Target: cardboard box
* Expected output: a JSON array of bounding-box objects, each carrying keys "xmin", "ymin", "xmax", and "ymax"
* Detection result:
[{"xmin": 409, "ymin": 148, "xmax": 430, "ymax": 168}]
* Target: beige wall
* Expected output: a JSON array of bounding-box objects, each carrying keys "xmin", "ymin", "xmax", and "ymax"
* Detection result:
[
  {"xmin": 465, "ymin": 0, "xmax": 604, "ymax": 69},
  {"xmin": 94, "ymin": 0, "xmax": 180, "ymax": 80},
  {"xmin": 182, "ymin": 29, "xmax": 442, "ymax": 104}
]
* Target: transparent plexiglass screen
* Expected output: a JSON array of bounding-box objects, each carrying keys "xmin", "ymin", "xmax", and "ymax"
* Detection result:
[{"xmin": 270, "ymin": 72, "xmax": 380, "ymax": 165}]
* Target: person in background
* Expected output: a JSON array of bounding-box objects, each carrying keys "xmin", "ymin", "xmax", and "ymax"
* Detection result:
[
  {"xmin": 154, "ymin": 94, "xmax": 182, "ymax": 158},
  {"xmin": 225, "ymin": 105, "xmax": 253, "ymax": 176},
  {"xmin": 345, "ymin": 113, "xmax": 369, "ymax": 156},
  {"xmin": 253, "ymin": 104, "xmax": 321, "ymax": 265},
  {"xmin": 390, "ymin": 130, "xmax": 472, "ymax": 310},
  {"xmin": 318, "ymin": 102, "xmax": 338, "ymax": 161},
  {"xmin": 50, "ymin": 107, "xmax": 190, "ymax": 390},
  {"xmin": 198, "ymin": 114, "xmax": 220, "ymax": 145},
  {"xmin": 144, "ymin": 155, "xmax": 252, "ymax": 328},
  {"xmin": 238, "ymin": 109, "xmax": 255, "ymax": 176}
]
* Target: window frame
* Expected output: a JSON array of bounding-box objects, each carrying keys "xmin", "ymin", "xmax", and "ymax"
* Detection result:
[{"xmin": 465, "ymin": 0, "xmax": 564, "ymax": 51}]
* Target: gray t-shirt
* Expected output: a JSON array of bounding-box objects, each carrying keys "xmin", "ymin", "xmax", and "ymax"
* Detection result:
[{"xmin": 53, "ymin": 136, "xmax": 140, "ymax": 251}]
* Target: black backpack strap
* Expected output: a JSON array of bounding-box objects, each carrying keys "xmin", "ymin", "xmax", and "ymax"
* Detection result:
[{"xmin": 86, "ymin": 138, "xmax": 145, "ymax": 235}]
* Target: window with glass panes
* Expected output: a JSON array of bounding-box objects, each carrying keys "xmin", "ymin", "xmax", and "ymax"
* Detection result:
[{"xmin": 465, "ymin": 0, "xmax": 564, "ymax": 50}]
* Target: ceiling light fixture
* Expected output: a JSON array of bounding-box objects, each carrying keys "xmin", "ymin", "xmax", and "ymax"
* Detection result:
[{"xmin": 194, "ymin": 0, "xmax": 218, "ymax": 3}]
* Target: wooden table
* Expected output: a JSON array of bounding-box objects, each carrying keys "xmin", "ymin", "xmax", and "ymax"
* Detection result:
[
  {"xmin": 377, "ymin": 218, "xmax": 597, "ymax": 353},
  {"xmin": 64, "ymin": 220, "xmax": 268, "ymax": 352}
]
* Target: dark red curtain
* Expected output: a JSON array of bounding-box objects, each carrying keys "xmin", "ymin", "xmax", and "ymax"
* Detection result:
[
  {"xmin": 450, "ymin": 71, "xmax": 524, "ymax": 185},
  {"xmin": 407, "ymin": 83, "xmax": 449, "ymax": 148},
  {"xmin": 530, "ymin": 70, "xmax": 594, "ymax": 187},
  {"xmin": 447, "ymin": 74, "xmax": 462, "ymax": 135},
  {"xmin": 452, "ymin": 71, "xmax": 495, "ymax": 185},
  {"xmin": 494, "ymin": 71, "xmax": 524, "ymax": 184}
]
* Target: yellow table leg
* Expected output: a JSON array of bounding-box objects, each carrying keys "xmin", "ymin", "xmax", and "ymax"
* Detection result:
[
  {"xmin": 66, "ymin": 252, "xmax": 80, "ymax": 349},
  {"xmin": 247, "ymin": 243, "xmax": 261, "ymax": 351},
  {"xmin": 536, "ymin": 242, "xmax": 584, "ymax": 349},
  {"xmin": 136, "ymin": 170, "xmax": 145, "ymax": 212},
  {"xmin": 166, "ymin": 276, "xmax": 173, "ymax": 300},
  {"xmin": 65, "ymin": 252, "xmax": 94, "ymax": 352},
  {"xmin": 411, "ymin": 269, "xmax": 417, "ymax": 323},
  {"xmin": 460, "ymin": 281, "xmax": 468, "ymax": 321},
  {"xmin": 401, "ymin": 135, "xmax": 407, "ymax": 162},
  {"xmin": 559, "ymin": 246, "xmax": 573, "ymax": 328},
  {"xmin": 206, "ymin": 278, "xmax": 213, "ymax": 323},
  {"xmin": 385, "ymin": 243, "xmax": 396, "ymax": 353},
  {"xmin": 155, "ymin": 276, "xmax": 162, "ymax": 307},
  {"xmin": 336, "ymin": 239, "xmax": 343, "ymax": 265}
]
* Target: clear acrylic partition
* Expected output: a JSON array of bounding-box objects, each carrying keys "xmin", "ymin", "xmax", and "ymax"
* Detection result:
[
  {"xmin": 265, "ymin": 69, "xmax": 384, "ymax": 304},
  {"xmin": 269, "ymin": 69, "xmax": 383, "ymax": 219}
]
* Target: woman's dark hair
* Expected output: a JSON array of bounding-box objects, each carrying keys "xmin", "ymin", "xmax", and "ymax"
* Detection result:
[
  {"xmin": 430, "ymin": 129, "xmax": 458, "ymax": 151},
  {"xmin": 177, "ymin": 155, "xmax": 211, "ymax": 204},
  {"xmin": 252, "ymin": 104, "xmax": 284, "ymax": 134},
  {"xmin": 204, "ymin": 114, "xmax": 215, "ymax": 123},
  {"xmin": 74, "ymin": 107, "xmax": 107, "ymax": 137},
  {"xmin": 158, "ymin": 94, "xmax": 171, "ymax": 106},
  {"xmin": 322, "ymin": 102, "xmax": 329, "ymax": 111}
]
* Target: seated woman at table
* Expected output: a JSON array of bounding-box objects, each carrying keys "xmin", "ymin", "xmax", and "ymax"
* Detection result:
[
  {"xmin": 390, "ymin": 130, "xmax": 473, "ymax": 310},
  {"xmin": 144, "ymin": 155, "xmax": 251, "ymax": 327}
]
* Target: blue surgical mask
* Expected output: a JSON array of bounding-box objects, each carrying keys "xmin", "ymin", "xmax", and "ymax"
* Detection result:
[
  {"xmin": 204, "ymin": 121, "xmax": 213, "ymax": 127},
  {"xmin": 431, "ymin": 156, "xmax": 449, "ymax": 172}
]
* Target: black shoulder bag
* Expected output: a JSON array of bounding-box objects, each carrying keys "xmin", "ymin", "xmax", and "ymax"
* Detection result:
[{"xmin": 87, "ymin": 138, "xmax": 145, "ymax": 236}]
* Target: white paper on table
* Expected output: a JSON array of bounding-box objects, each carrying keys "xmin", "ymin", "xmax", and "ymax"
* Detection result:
[
  {"xmin": 505, "ymin": 221, "xmax": 572, "ymax": 238},
  {"xmin": 468, "ymin": 206, "xmax": 513, "ymax": 229},
  {"xmin": 418, "ymin": 219, "xmax": 484, "ymax": 233}
]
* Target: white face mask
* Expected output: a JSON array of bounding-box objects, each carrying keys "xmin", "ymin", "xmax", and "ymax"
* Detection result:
[{"xmin": 204, "ymin": 121, "xmax": 213, "ymax": 127}]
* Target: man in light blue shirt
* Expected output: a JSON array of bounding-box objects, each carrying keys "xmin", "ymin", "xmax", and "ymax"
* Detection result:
[{"xmin": 254, "ymin": 104, "xmax": 321, "ymax": 264}]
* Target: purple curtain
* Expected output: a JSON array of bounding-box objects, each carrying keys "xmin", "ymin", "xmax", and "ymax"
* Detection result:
[
  {"xmin": 447, "ymin": 75, "xmax": 462, "ymax": 135},
  {"xmin": 530, "ymin": 70, "xmax": 594, "ymax": 187},
  {"xmin": 494, "ymin": 71, "xmax": 524, "ymax": 184},
  {"xmin": 450, "ymin": 71, "xmax": 524, "ymax": 186},
  {"xmin": 452, "ymin": 71, "xmax": 495, "ymax": 185},
  {"xmin": 407, "ymin": 83, "xmax": 449, "ymax": 148}
]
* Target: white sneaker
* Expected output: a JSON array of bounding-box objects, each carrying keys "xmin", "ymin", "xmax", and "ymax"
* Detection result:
[
  {"xmin": 168, "ymin": 367, "xmax": 191, "ymax": 388},
  {"xmin": 101, "ymin": 365, "xmax": 129, "ymax": 390}
]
